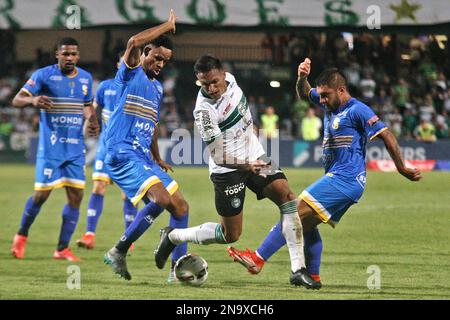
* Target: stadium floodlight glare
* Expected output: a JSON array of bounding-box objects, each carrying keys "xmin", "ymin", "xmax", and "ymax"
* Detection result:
[
  {"xmin": 195, "ymin": 80, "xmax": 202, "ymax": 87},
  {"xmin": 270, "ymin": 81, "xmax": 281, "ymax": 88}
]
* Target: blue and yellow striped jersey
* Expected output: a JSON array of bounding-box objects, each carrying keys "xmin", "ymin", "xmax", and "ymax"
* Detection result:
[
  {"xmin": 105, "ymin": 61, "xmax": 163, "ymax": 162},
  {"xmin": 309, "ymin": 88, "xmax": 387, "ymax": 178},
  {"xmin": 95, "ymin": 78, "xmax": 118, "ymax": 129},
  {"xmin": 22, "ymin": 64, "xmax": 93, "ymax": 160}
]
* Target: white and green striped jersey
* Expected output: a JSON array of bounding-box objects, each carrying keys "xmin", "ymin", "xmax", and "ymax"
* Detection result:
[{"xmin": 194, "ymin": 72, "xmax": 264, "ymax": 174}]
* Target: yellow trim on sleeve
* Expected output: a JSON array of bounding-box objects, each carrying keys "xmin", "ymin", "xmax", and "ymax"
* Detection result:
[
  {"xmin": 369, "ymin": 127, "xmax": 388, "ymax": 141},
  {"xmin": 124, "ymin": 61, "xmax": 141, "ymax": 70},
  {"xmin": 21, "ymin": 88, "xmax": 33, "ymax": 96}
]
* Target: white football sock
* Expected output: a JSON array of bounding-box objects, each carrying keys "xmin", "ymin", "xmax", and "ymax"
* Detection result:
[
  {"xmin": 168, "ymin": 222, "xmax": 225, "ymax": 245},
  {"xmin": 280, "ymin": 200, "xmax": 306, "ymax": 272}
]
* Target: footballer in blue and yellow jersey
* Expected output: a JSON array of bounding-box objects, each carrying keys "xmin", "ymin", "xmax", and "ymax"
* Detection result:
[
  {"xmin": 92, "ymin": 78, "xmax": 118, "ymax": 183},
  {"xmin": 21, "ymin": 64, "xmax": 93, "ymax": 190},
  {"xmin": 105, "ymin": 58, "xmax": 178, "ymax": 205},
  {"xmin": 298, "ymin": 88, "xmax": 386, "ymax": 224}
]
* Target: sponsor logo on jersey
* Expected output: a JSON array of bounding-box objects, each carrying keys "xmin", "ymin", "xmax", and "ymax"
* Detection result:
[
  {"xmin": 135, "ymin": 120, "xmax": 155, "ymax": 133},
  {"xmin": 59, "ymin": 137, "xmax": 80, "ymax": 144},
  {"xmin": 82, "ymin": 84, "xmax": 88, "ymax": 96},
  {"xmin": 195, "ymin": 110, "xmax": 215, "ymax": 137},
  {"xmin": 79, "ymin": 78, "xmax": 90, "ymax": 84},
  {"xmin": 104, "ymin": 89, "xmax": 116, "ymax": 96},
  {"xmin": 237, "ymin": 97, "xmax": 248, "ymax": 116},
  {"xmin": 50, "ymin": 133, "xmax": 57, "ymax": 145},
  {"xmin": 49, "ymin": 75, "xmax": 62, "ymax": 81},
  {"xmin": 356, "ymin": 172, "xmax": 366, "ymax": 188},
  {"xmin": 51, "ymin": 116, "xmax": 83, "ymax": 125},
  {"xmin": 223, "ymin": 103, "xmax": 232, "ymax": 116},
  {"xmin": 332, "ymin": 117, "xmax": 341, "ymax": 129}
]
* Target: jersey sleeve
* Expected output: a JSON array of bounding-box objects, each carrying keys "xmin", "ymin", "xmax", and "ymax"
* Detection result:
[
  {"xmin": 308, "ymin": 88, "xmax": 326, "ymax": 110},
  {"xmin": 352, "ymin": 104, "xmax": 387, "ymax": 141},
  {"xmin": 114, "ymin": 61, "xmax": 141, "ymax": 87},
  {"xmin": 21, "ymin": 69, "xmax": 44, "ymax": 96},
  {"xmin": 193, "ymin": 106, "xmax": 222, "ymax": 145},
  {"xmin": 95, "ymin": 81, "xmax": 105, "ymax": 108}
]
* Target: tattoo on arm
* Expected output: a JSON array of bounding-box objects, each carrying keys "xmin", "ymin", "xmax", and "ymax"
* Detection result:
[
  {"xmin": 381, "ymin": 130, "xmax": 405, "ymax": 171},
  {"xmin": 296, "ymin": 77, "xmax": 312, "ymax": 100}
]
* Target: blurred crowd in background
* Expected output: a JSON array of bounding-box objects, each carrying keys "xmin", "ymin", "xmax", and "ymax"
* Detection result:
[{"xmin": 1, "ymin": 30, "xmax": 449, "ymax": 150}]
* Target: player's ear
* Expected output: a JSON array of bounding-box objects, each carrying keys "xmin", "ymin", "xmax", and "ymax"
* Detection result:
[{"xmin": 143, "ymin": 45, "xmax": 152, "ymax": 57}]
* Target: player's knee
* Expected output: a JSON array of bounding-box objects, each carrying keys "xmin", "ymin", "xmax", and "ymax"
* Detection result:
[
  {"xmin": 32, "ymin": 191, "xmax": 50, "ymax": 206},
  {"xmin": 154, "ymin": 192, "xmax": 171, "ymax": 208},
  {"xmin": 224, "ymin": 229, "xmax": 241, "ymax": 243},
  {"xmin": 92, "ymin": 181, "xmax": 107, "ymax": 195},
  {"xmin": 67, "ymin": 190, "xmax": 84, "ymax": 208},
  {"xmin": 284, "ymin": 190, "xmax": 297, "ymax": 202},
  {"xmin": 176, "ymin": 199, "xmax": 189, "ymax": 216}
]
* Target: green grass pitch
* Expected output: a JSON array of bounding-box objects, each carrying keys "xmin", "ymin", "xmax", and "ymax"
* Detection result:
[{"xmin": 0, "ymin": 164, "xmax": 449, "ymax": 299}]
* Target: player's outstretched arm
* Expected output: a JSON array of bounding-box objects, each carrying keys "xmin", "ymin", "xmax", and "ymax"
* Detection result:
[
  {"xmin": 378, "ymin": 129, "xmax": 422, "ymax": 181},
  {"xmin": 296, "ymin": 58, "xmax": 312, "ymax": 99},
  {"xmin": 12, "ymin": 90, "xmax": 52, "ymax": 109},
  {"xmin": 124, "ymin": 9, "xmax": 176, "ymax": 67}
]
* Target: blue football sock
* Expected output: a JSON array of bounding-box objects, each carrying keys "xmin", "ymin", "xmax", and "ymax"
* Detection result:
[
  {"xmin": 57, "ymin": 204, "xmax": 80, "ymax": 251},
  {"xmin": 304, "ymin": 228, "xmax": 322, "ymax": 276},
  {"xmin": 257, "ymin": 223, "xmax": 323, "ymax": 275},
  {"xmin": 86, "ymin": 193, "xmax": 104, "ymax": 233},
  {"xmin": 116, "ymin": 201, "xmax": 164, "ymax": 252},
  {"xmin": 123, "ymin": 198, "xmax": 137, "ymax": 230},
  {"xmin": 169, "ymin": 213, "xmax": 188, "ymax": 266},
  {"xmin": 18, "ymin": 196, "xmax": 43, "ymax": 237},
  {"xmin": 256, "ymin": 222, "xmax": 285, "ymax": 261}
]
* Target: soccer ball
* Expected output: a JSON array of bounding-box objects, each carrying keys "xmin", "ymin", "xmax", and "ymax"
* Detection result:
[{"xmin": 174, "ymin": 253, "xmax": 208, "ymax": 286}]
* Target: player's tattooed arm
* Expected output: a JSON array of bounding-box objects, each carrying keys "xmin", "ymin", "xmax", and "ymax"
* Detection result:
[
  {"xmin": 12, "ymin": 90, "xmax": 53, "ymax": 109},
  {"xmin": 296, "ymin": 58, "xmax": 312, "ymax": 99},
  {"xmin": 378, "ymin": 129, "xmax": 422, "ymax": 181},
  {"xmin": 124, "ymin": 9, "xmax": 176, "ymax": 68},
  {"xmin": 83, "ymin": 104, "xmax": 100, "ymax": 137}
]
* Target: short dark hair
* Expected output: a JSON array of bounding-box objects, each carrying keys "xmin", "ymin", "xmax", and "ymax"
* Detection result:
[
  {"xmin": 315, "ymin": 68, "xmax": 347, "ymax": 89},
  {"xmin": 148, "ymin": 35, "xmax": 173, "ymax": 51},
  {"xmin": 194, "ymin": 54, "xmax": 223, "ymax": 74},
  {"xmin": 117, "ymin": 50, "xmax": 125, "ymax": 61},
  {"xmin": 57, "ymin": 37, "xmax": 79, "ymax": 49}
]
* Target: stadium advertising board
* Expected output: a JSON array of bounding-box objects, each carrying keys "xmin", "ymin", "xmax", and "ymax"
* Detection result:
[{"xmin": 18, "ymin": 136, "xmax": 450, "ymax": 170}]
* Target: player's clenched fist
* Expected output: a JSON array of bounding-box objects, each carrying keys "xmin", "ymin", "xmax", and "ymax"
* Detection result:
[
  {"xmin": 168, "ymin": 9, "xmax": 177, "ymax": 34},
  {"xmin": 298, "ymin": 58, "xmax": 311, "ymax": 79}
]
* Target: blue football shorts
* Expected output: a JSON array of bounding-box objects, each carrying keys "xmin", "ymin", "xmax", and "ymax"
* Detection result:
[
  {"xmin": 34, "ymin": 155, "xmax": 85, "ymax": 191},
  {"xmin": 299, "ymin": 173, "xmax": 363, "ymax": 228},
  {"xmin": 105, "ymin": 153, "xmax": 178, "ymax": 206}
]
